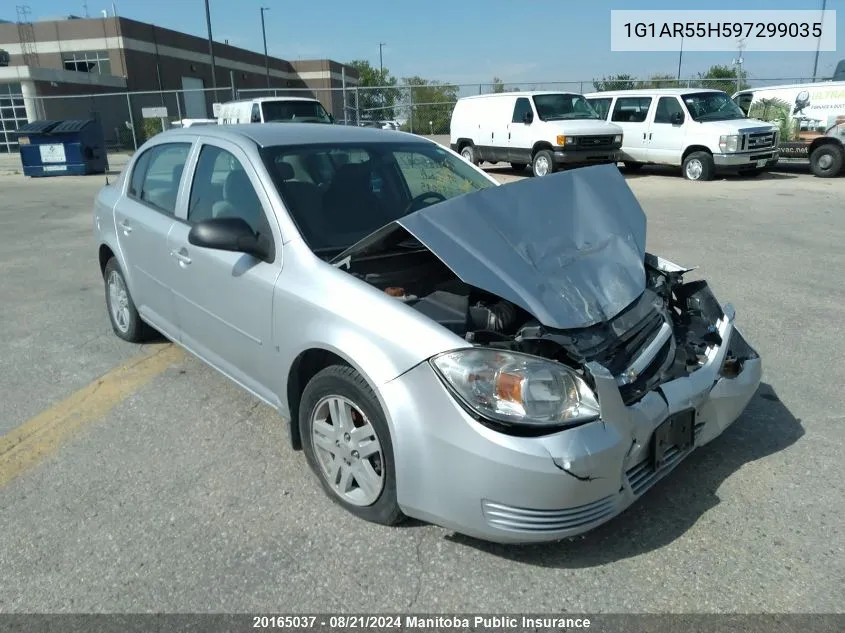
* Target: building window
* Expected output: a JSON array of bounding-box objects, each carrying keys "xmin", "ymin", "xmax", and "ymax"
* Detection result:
[
  {"xmin": 61, "ymin": 50, "xmax": 112, "ymax": 75},
  {"xmin": 0, "ymin": 82, "xmax": 27, "ymax": 154}
]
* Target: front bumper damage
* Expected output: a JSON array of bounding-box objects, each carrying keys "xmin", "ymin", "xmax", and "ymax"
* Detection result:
[{"xmin": 380, "ymin": 284, "xmax": 761, "ymax": 544}]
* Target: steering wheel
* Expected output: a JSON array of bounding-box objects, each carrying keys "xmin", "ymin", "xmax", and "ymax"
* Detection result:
[{"xmin": 405, "ymin": 191, "xmax": 446, "ymax": 214}]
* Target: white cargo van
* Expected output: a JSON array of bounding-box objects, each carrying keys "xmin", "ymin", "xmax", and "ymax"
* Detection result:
[
  {"xmin": 584, "ymin": 88, "xmax": 779, "ymax": 181},
  {"xmin": 732, "ymin": 81, "xmax": 845, "ymax": 177},
  {"xmin": 217, "ymin": 97, "xmax": 334, "ymax": 125},
  {"xmin": 449, "ymin": 92, "xmax": 623, "ymax": 177}
]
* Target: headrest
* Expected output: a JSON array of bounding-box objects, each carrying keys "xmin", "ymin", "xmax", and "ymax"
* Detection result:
[{"xmin": 276, "ymin": 161, "xmax": 294, "ymax": 180}]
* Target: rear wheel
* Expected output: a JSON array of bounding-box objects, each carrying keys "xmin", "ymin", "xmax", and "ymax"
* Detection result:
[
  {"xmin": 532, "ymin": 150, "xmax": 556, "ymax": 177},
  {"xmin": 682, "ymin": 151, "xmax": 714, "ymax": 181},
  {"xmin": 809, "ymin": 144, "xmax": 844, "ymax": 178},
  {"xmin": 510, "ymin": 162, "xmax": 527, "ymax": 171},
  {"xmin": 299, "ymin": 365, "xmax": 404, "ymax": 526}
]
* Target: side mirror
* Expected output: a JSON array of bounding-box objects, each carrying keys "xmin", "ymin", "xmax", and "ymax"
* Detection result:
[
  {"xmin": 251, "ymin": 113, "xmax": 261, "ymax": 123},
  {"xmin": 522, "ymin": 111, "xmax": 533, "ymax": 124},
  {"xmin": 328, "ymin": 113, "xmax": 335, "ymax": 123},
  {"xmin": 188, "ymin": 217, "xmax": 270, "ymax": 261},
  {"xmin": 671, "ymin": 112, "xmax": 685, "ymax": 125}
]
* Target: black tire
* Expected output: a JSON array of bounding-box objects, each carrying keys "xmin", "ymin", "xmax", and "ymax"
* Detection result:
[
  {"xmin": 299, "ymin": 365, "xmax": 405, "ymax": 526},
  {"xmin": 510, "ymin": 162, "xmax": 527, "ymax": 171},
  {"xmin": 623, "ymin": 161, "xmax": 644, "ymax": 172},
  {"xmin": 460, "ymin": 144, "xmax": 479, "ymax": 165},
  {"xmin": 809, "ymin": 144, "xmax": 844, "ymax": 178},
  {"xmin": 103, "ymin": 257, "xmax": 152, "ymax": 343},
  {"xmin": 682, "ymin": 151, "xmax": 714, "ymax": 181},
  {"xmin": 532, "ymin": 149, "xmax": 556, "ymax": 177}
]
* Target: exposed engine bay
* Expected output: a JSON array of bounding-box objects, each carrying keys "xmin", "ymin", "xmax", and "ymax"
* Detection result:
[{"xmin": 342, "ymin": 241, "xmax": 757, "ymax": 406}]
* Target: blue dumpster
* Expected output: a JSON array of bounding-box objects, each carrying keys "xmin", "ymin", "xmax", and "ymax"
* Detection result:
[{"xmin": 16, "ymin": 118, "xmax": 108, "ymax": 177}]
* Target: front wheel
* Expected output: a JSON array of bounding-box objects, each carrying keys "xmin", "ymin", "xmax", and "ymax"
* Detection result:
[
  {"xmin": 103, "ymin": 257, "xmax": 152, "ymax": 343},
  {"xmin": 532, "ymin": 150, "xmax": 556, "ymax": 177},
  {"xmin": 299, "ymin": 365, "xmax": 404, "ymax": 526},
  {"xmin": 809, "ymin": 144, "xmax": 844, "ymax": 178},
  {"xmin": 460, "ymin": 144, "xmax": 479, "ymax": 166},
  {"xmin": 682, "ymin": 151, "xmax": 714, "ymax": 181}
]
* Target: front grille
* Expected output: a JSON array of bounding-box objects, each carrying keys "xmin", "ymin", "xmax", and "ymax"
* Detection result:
[
  {"xmin": 482, "ymin": 496, "xmax": 618, "ymax": 533},
  {"xmin": 575, "ymin": 135, "xmax": 616, "ymax": 148},
  {"xmin": 745, "ymin": 131, "xmax": 775, "ymax": 150},
  {"xmin": 626, "ymin": 422, "xmax": 704, "ymax": 495}
]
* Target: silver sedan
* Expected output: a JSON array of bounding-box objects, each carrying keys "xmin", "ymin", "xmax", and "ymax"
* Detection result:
[{"xmin": 93, "ymin": 123, "xmax": 761, "ymax": 543}]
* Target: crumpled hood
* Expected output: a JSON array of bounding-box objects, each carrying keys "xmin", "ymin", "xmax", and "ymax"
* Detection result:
[{"xmin": 334, "ymin": 163, "xmax": 647, "ymax": 330}]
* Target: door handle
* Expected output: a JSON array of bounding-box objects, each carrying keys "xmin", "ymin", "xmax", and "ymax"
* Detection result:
[
  {"xmin": 642, "ymin": 132, "xmax": 647, "ymax": 140},
  {"xmin": 119, "ymin": 220, "xmax": 132, "ymax": 234},
  {"xmin": 171, "ymin": 250, "xmax": 192, "ymax": 265},
  {"xmin": 649, "ymin": 133, "xmax": 653, "ymax": 140}
]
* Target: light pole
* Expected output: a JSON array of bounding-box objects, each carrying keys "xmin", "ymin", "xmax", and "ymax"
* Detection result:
[
  {"xmin": 812, "ymin": 0, "xmax": 827, "ymax": 81},
  {"xmin": 260, "ymin": 7, "xmax": 270, "ymax": 89},
  {"xmin": 204, "ymin": 0, "xmax": 218, "ymax": 92},
  {"xmin": 677, "ymin": 36, "xmax": 683, "ymax": 83},
  {"xmin": 378, "ymin": 42, "xmax": 385, "ymax": 75}
]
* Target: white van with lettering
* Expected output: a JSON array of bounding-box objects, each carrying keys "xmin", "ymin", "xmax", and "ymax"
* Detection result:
[
  {"xmin": 449, "ymin": 92, "xmax": 623, "ymax": 177},
  {"xmin": 732, "ymin": 81, "xmax": 845, "ymax": 178},
  {"xmin": 584, "ymin": 88, "xmax": 779, "ymax": 181}
]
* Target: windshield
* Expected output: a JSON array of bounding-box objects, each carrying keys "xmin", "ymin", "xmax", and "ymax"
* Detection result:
[
  {"xmin": 532, "ymin": 93, "xmax": 602, "ymax": 121},
  {"xmin": 261, "ymin": 100, "xmax": 332, "ymax": 123},
  {"xmin": 682, "ymin": 92, "xmax": 747, "ymax": 122},
  {"xmin": 261, "ymin": 142, "xmax": 496, "ymax": 254}
]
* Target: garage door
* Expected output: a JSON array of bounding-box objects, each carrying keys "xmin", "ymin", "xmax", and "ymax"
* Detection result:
[{"xmin": 181, "ymin": 76, "xmax": 207, "ymax": 119}]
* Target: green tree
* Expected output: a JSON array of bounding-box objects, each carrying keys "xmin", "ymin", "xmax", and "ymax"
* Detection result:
[
  {"xmin": 348, "ymin": 59, "xmax": 401, "ymax": 120},
  {"xmin": 592, "ymin": 73, "xmax": 637, "ymax": 91},
  {"xmin": 403, "ymin": 76, "xmax": 459, "ymax": 134},
  {"xmin": 694, "ymin": 64, "xmax": 749, "ymax": 94},
  {"xmin": 636, "ymin": 73, "xmax": 680, "ymax": 89},
  {"xmin": 492, "ymin": 77, "xmax": 505, "ymax": 93}
]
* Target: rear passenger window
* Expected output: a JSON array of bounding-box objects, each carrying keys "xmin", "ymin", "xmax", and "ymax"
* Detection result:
[
  {"xmin": 133, "ymin": 143, "xmax": 191, "ymax": 215},
  {"xmin": 587, "ymin": 98, "xmax": 612, "ymax": 120},
  {"xmin": 611, "ymin": 97, "xmax": 652, "ymax": 123}
]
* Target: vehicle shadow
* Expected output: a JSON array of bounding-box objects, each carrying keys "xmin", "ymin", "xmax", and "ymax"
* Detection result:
[{"xmin": 446, "ymin": 383, "xmax": 803, "ymax": 567}]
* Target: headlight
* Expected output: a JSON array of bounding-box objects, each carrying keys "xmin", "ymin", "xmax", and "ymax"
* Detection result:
[
  {"xmin": 614, "ymin": 134, "xmax": 622, "ymax": 143},
  {"xmin": 565, "ymin": 136, "xmax": 577, "ymax": 145},
  {"xmin": 719, "ymin": 134, "xmax": 740, "ymax": 153},
  {"xmin": 430, "ymin": 349, "xmax": 600, "ymax": 430}
]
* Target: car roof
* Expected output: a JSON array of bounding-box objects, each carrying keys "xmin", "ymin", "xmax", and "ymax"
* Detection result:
[
  {"xmin": 583, "ymin": 88, "xmax": 724, "ymax": 97},
  {"xmin": 154, "ymin": 123, "xmax": 431, "ymax": 148}
]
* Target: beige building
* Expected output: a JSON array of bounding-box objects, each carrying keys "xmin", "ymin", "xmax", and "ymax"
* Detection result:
[{"xmin": 0, "ymin": 13, "xmax": 358, "ymax": 151}]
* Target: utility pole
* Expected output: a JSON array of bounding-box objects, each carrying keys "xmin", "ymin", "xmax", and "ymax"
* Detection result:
[
  {"xmin": 204, "ymin": 0, "xmax": 218, "ymax": 91},
  {"xmin": 260, "ymin": 7, "xmax": 270, "ymax": 89},
  {"xmin": 378, "ymin": 42, "xmax": 385, "ymax": 75},
  {"xmin": 812, "ymin": 0, "xmax": 827, "ymax": 81},
  {"xmin": 732, "ymin": 38, "xmax": 746, "ymax": 93},
  {"xmin": 677, "ymin": 36, "xmax": 683, "ymax": 83}
]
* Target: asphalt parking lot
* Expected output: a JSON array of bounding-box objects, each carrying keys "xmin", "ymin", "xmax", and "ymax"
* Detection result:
[{"xmin": 1, "ymin": 161, "xmax": 843, "ymax": 614}]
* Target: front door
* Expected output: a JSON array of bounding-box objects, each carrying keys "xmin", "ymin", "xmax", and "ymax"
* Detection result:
[
  {"xmin": 610, "ymin": 96, "xmax": 654, "ymax": 162},
  {"xmin": 646, "ymin": 96, "xmax": 687, "ymax": 165},
  {"xmin": 114, "ymin": 141, "xmax": 192, "ymax": 337},
  {"xmin": 508, "ymin": 96, "xmax": 535, "ymax": 164},
  {"xmin": 166, "ymin": 139, "xmax": 282, "ymax": 404}
]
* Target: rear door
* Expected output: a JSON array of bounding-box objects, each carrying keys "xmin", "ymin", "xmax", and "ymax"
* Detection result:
[
  {"xmin": 610, "ymin": 96, "xmax": 654, "ymax": 162},
  {"xmin": 646, "ymin": 96, "xmax": 687, "ymax": 165},
  {"xmin": 114, "ymin": 141, "xmax": 193, "ymax": 337},
  {"xmin": 166, "ymin": 139, "xmax": 282, "ymax": 404}
]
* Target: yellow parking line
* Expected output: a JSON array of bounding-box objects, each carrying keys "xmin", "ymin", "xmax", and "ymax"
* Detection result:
[{"xmin": 0, "ymin": 343, "xmax": 184, "ymax": 488}]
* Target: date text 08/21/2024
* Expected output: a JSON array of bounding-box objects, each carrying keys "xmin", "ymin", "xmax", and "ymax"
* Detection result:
[
  {"xmin": 622, "ymin": 21, "xmax": 823, "ymax": 39},
  {"xmin": 250, "ymin": 615, "xmax": 593, "ymax": 629}
]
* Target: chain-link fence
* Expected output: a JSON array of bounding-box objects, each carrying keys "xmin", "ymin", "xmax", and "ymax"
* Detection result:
[{"xmin": 1, "ymin": 76, "xmax": 826, "ymax": 155}]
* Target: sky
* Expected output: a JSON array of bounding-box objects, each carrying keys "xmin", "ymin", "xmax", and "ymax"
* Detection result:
[{"xmin": 11, "ymin": 0, "xmax": 845, "ymax": 86}]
